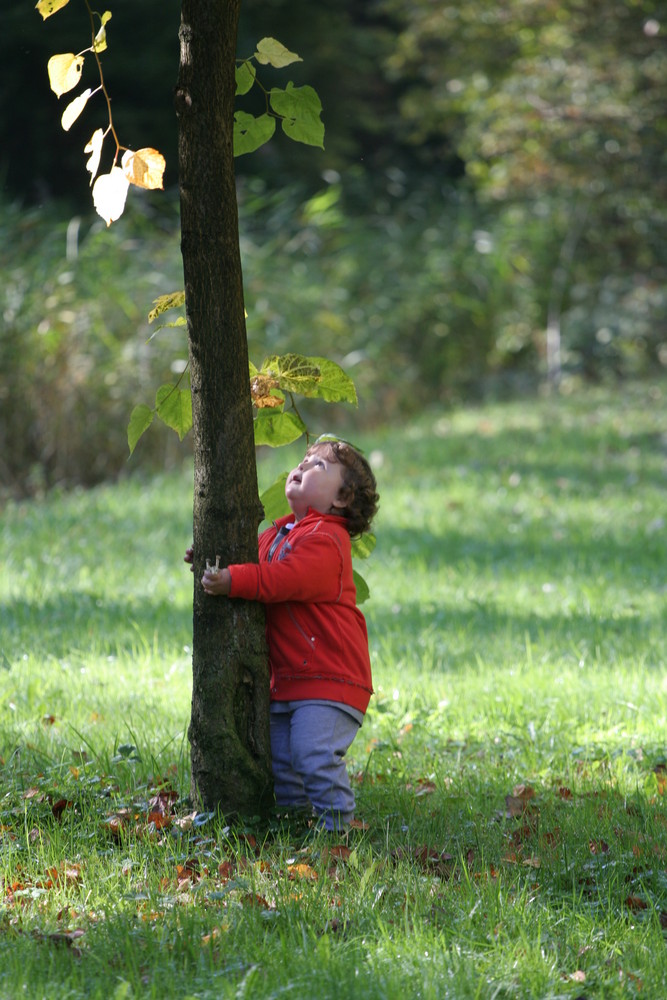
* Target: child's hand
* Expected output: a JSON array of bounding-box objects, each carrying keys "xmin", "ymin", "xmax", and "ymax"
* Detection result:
[
  {"xmin": 202, "ymin": 566, "xmax": 231, "ymax": 596},
  {"xmin": 184, "ymin": 546, "xmax": 194, "ymax": 572}
]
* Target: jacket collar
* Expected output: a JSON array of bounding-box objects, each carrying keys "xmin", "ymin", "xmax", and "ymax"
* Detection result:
[{"xmin": 274, "ymin": 508, "xmax": 346, "ymax": 530}]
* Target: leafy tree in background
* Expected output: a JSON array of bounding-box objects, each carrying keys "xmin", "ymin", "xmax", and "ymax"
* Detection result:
[
  {"xmin": 378, "ymin": 0, "xmax": 667, "ymax": 378},
  {"xmin": 6, "ymin": 0, "xmax": 665, "ymax": 496}
]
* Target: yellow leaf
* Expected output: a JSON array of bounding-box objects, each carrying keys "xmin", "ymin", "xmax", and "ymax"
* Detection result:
[
  {"xmin": 36, "ymin": 0, "xmax": 71, "ymax": 20},
  {"xmin": 61, "ymin": 88, "xmax": 92, "ymax": 131},
  {"xmin": 84, "ymin": 128, "xmax": 105, "ymax": 185},
  {"xmin": 287, "ymin": 863, "xmax": 318, "ymax": 881},
  {"xmin": 121, "ymin": 148, "xmax": 166, "ymax": 190},
  {"xmin": 254, "ymin": 38, "xmax": 302, "ymax": 68},
  {"xmin": 47, "ymin": 53, "xmax": 84, "ymax": 98},
  {"xmin": 92, "ymin": 167, "xmax": 129, "ymax": 226},
  {"xmin": 93, "ymin": 11, "xmax": 112, "ymax": 52}
]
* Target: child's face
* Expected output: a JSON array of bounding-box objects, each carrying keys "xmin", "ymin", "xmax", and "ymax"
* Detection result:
[{"xmin": 285, "ymin": 445, "xmax": 346, "ymax": 521}]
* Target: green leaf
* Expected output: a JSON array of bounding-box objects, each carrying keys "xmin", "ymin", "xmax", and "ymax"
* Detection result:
[
  {"xmin": 351, "ymin": 532, "xmax": 376, "ymax": 560},
  {"xmin": 258, "ymin": 354, "xmax": 357, "ymax": 404},
  {"xmin": 254, "ymin": 38, "xmax": 302, "ymax": 69},
  {"xmin": 270, "ymin": 83, "xmax": 324, "ymax": 149},
  {"xmin": 260, "ymin": 353, "xmax": 322, "ymax": 394},
  {"xmin": 301, "ymin": 357, "xmax": 357, "ymax": 404},
  {"xmin": 234, "ymin": 112, "xmax": 276, "ymax": 156},
  {"xmin": 254, "ymin": 409, "xmax": 306, "ymax": 447},
  {"xmin": 235, "ymin": 61, "xmax": 256, "ymax": 96},
  {"xmin": 155, "ymin": 384, "xmax": 192, "ymax": 441},
  {"xmin": 353, "ymin": 569, "xmax": 370, "ymax": 605},
  {"xmin": 148, "ymin": 291, "xmax": 185, "ymax": 323},
  {"xmin": 260, "ymin": 473, "xmax": 290, "ymax": 524},
  {"xmin": 127, "ymin": 404, "xmax": 154, "ymax": 456},
  {"xmin": 93, "ymin": 11, "xmax": 112, "ymax": 53},
  {"xmin": 146, "ymin": 317, "xmax": 187, "ymax": 343}
]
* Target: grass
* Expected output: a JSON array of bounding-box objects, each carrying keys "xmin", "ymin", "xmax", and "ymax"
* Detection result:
[{"xmin": 1, "ymin": 380, "xmax": 667, "ymax": 998}]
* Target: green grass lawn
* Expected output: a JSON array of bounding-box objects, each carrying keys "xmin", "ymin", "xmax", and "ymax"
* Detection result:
[{"xmin": 1, "ymin": 381, "xmax": 666, "ymax": 998}]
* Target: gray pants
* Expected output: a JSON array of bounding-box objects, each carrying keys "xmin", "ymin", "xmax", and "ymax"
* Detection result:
[{"xmin": 270, "ymin": 702, "xmax": 360, "ymax": 831}]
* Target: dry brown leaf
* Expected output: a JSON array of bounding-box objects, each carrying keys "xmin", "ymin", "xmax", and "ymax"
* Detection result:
[
  {"xmin": 121, "ymin": 148, "xmax": 166, "ymax": 190},
  {"xmin": 589, "ymin": 839, "xmax": 609, "ymax": 854},
  {"xmin": 51, "ymin": 799, "xmax": 72, "ymax": 821},
  {"xmin": 250, "ymin": 374, "xmax": 282, "ymax": 408},
  {"xmin": 240, "ymin": 893, "xmax": 270, "ymax": 908}
]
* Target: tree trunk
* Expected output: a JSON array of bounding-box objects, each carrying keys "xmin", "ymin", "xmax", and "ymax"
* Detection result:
[{"xmin": 176, "ymin": 0, "xmax": 273, "ymax": 816}]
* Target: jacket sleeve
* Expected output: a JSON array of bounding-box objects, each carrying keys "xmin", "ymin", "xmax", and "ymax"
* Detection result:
[{"xmin": 228, "ymin": 529, "xmax": 347, "ymax": 604}]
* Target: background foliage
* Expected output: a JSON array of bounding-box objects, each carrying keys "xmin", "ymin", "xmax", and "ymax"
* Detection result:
[{"xmin": 1, "ymin": 0, "xmax": 665, "ymax": 496}]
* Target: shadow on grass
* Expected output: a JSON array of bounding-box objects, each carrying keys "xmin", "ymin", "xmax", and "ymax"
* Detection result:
[
  {"xmin": 365, "ymin": 594, "xmax": 660, "ymax": 674},
  {"xmin": 376, "ymin": 515, "xmax": 666, "ymax": 579},
  {"xmin": 1, "ymin": 592, "xmax": 192, "ymax": 662}
]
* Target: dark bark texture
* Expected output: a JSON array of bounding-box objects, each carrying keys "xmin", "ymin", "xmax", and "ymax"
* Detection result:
[{"xmin": 177, "ymin": 0, "xmax": 273, "ymax": 816}]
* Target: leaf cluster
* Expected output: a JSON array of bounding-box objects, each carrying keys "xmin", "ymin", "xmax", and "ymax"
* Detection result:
[
  {"xmin": 234, "ymin": 38, "xmax": 324, "ymax": 155},
  {"xmin": 38, "ymin": 0, "xmax": 165, "ymax": 225}
]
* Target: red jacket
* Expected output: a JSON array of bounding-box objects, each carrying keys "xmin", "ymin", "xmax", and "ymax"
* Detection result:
[{"xmin": 227, "ymin": 510, "xmax": 373, "ymax": 713}]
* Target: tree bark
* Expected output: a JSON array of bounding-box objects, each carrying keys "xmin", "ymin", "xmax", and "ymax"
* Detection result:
[{"xmin": 176, "ymin": 0, "xmax": 273, "ymax": 816}]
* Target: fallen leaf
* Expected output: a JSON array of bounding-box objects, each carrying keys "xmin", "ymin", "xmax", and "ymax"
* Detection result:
[
  {"xmin": 505, "ymin": 785, "xmax": 537, "ymax": 818},
  {"xmin": 414, "ymin": 780, "xmax": 437, "ymax": 797},
  {"xmin": 172, "ymin": 811, "xmax": 198, "ymax": 832},
  {"xmin": 287, "ymin": 863, "xmax": 318, "ymax": 881},
  {"xmin": 51, "ymin": 799, "xmax": 72, "ymax": 821},
  {"xmin": 589, "ymin": 839, "xmax": 609, "ymax": 854},
  {"xmin": 327, "ymin": 845, "xmax": 352, "ymax": 860},
  {"xmin": 146, "ymin": 811, "xmax": 172, "ymax": 830},
  {"xmin": 508, "ymin": 823, "xmax": 534, "ymax": 847},
  {"xmin": 240, "ymin": 893, "xmax": 270, "ymax": 908},
  {"xmin": 218, "ymin": 860, "xmax": 235, "ymax": 881}
]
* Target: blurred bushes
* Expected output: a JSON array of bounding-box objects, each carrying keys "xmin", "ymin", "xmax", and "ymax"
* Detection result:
[
  {"xmin": 0, "ymin": 195, "xmax": 187, "ymax": 497},
  {"xmin": 2, "ymin": 176, "xmax": 666, "ymax": 498}
]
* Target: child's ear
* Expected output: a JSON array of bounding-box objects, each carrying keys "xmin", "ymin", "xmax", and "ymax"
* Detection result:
[{"xmin": 332, "ymin": 485, "xmax": 353, "ymax": 510}]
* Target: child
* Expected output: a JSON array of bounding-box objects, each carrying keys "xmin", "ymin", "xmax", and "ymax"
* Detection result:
[{"xmin": 190, "ymin": 437, "xmax": 379, "ymax": 832}]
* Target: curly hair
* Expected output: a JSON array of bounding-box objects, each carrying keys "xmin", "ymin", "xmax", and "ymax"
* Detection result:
[{"xmin": 307, "ymin": 440, "xmax": 379, "ymax": 537}]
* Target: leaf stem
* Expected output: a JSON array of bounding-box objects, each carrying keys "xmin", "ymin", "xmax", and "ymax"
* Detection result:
[{"xmin": 83, "ymin": 0, "xmax": 121, "ymax": 164}]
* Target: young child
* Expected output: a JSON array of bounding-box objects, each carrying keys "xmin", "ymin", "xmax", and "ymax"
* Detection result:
[{"xmin": 191, "ymin": 438, "xmax": 379, "ymax": 832}]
